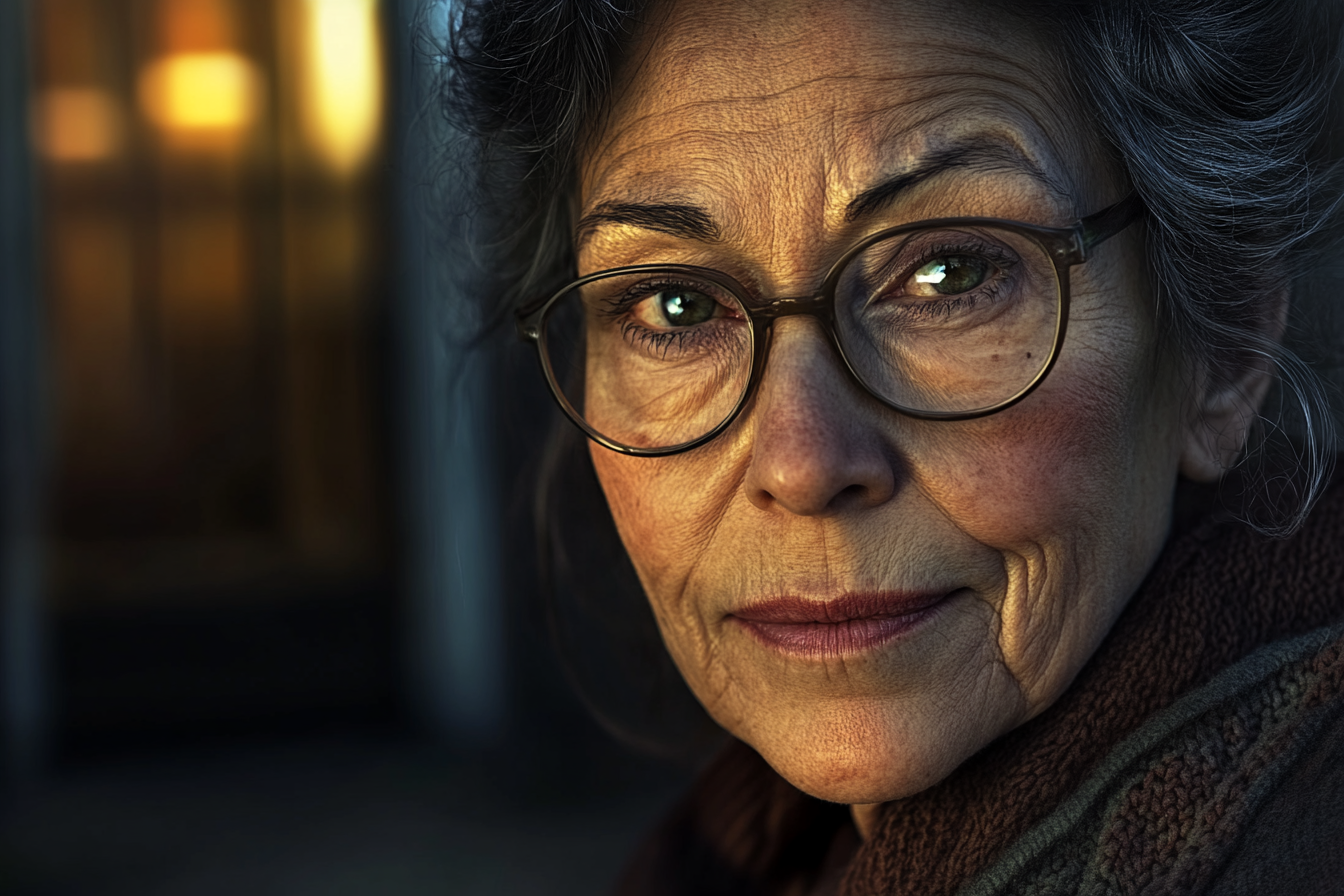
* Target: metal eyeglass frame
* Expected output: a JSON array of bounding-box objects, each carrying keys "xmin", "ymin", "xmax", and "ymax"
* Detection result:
[{"xmin": 516, "ymin": 193, "xmax": 1147, "ymax": 457}]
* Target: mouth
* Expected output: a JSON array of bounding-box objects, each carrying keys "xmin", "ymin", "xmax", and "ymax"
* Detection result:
[{"xmin": 729, "ymin": 591, "xmax": 953, "ymax": 658}]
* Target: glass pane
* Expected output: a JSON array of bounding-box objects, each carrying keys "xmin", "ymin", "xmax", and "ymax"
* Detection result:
[
  {"xmin": 834, "ymin": 225, "xmax": 1060, "ymax": 414},
  {"xmin": 542, "ymin": 271, "xmax": 753, "ymax": 450}
]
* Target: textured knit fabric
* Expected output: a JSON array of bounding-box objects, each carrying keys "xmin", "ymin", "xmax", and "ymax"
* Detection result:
[
  {"xmin": 960, "ymin": 626, "xmax": 1344, "ymax": 895},
  {"xmin": 613, "ymin": 474, "xmax": 1344, "ymax": 896}
]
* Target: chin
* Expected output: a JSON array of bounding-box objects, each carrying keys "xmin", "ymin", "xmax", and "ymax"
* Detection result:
[
  {"xmin": 734, "ymin": 693, "xmax": 1023, "ymax": 805},
  {"xmin": 755, "ymin": 734, "xmax": 968, "ymax": 805}
]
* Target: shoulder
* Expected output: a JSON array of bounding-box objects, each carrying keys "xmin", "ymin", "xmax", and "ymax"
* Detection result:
[{"xmin": 961, "ymin": 625, "xmax": 1344, "ymax": 896}]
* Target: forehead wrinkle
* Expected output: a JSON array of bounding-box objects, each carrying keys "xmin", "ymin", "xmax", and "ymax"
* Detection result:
[
  {"xmin": 630, "ymin": 13, "xmax": 855, "ymax": 90},
  {"xmin": 583, "ymin": 129, "xmax": 799, "ymax": 246},
  {"xmin": 583, "ymin": 5, "xmax": 1100, "ymax": 267},
  {"xmin": 843, "ymin": 56, "xmax": 1071, "ymax": 129},
  {"xmin": 719, "ymin": 35, "xmax": 1055, "ymax": 112},
  {"xmin": 847, "ymin": 84, "xmax": 1085, "ymax": 210},
  {"xmin": 902, "ymin": 107, "xmax": 1076, "ymax": 201},
  {"xmin": 753, "ymin": 147, "xmax": 834, "ymax": 285},
  {"xmin": 584, "ymin": 92, "xmax": 851, "ymax": 240},
  {"xmin": 611, "ymin": 25, "xmax": 1059, "ymax": 144},
  {"xmin": 599, "ymin": 79, "xmax": 890, "ymax": 161},
  {"xmin": 640, "ymin": 0, "xmax": 1052, "ymax": 99},
  {"xmin": 585, "ymin": 76, "xmax": 845, "ymax": 176},
  {"xmin": 661, "ymin": 70, "xmax": 925, "ymax": 112},
  {"xmin": 591, "ymin": 31, "xmax": 1074, "ymax": 185},
  {"xmin": 871, "ymin": 25, "xmax": 1063, "ymax": 78},
  {"xmin": 868, "ymin": 40, "xmax": 1093, "ymax": 200}
]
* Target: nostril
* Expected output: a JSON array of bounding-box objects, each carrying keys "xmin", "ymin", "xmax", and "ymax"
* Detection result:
[{"xmin": 835, "ymin": 482, "xmax": 871, "ymax": 507}]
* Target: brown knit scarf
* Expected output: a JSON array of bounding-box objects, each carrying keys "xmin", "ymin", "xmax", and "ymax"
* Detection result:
[{"xmin": 613, "ymin": 474, "xmax": 1344, "ymax": 896}]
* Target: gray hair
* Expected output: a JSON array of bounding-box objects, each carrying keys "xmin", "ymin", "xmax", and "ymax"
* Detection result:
[{"xmin": 1050, "ymin": 0, "xmax": 1344, "ymax": 533}]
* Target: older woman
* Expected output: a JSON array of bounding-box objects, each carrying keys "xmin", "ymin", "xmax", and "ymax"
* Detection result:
[{"xmin": 441, "ymin": 0, "xmax": 1344, "ymax": 892}]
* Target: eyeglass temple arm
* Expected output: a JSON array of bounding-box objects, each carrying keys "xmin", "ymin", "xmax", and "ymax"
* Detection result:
[
  {"xmin": 515, "ymin": 300, "xmax": 545, "ymax": 341},
  {"xmin": 1079, "ymin": 192, "xmax": 1147, "ymax": 255}
]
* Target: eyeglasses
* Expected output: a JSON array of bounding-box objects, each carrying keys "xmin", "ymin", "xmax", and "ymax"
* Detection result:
[{"xmin": 517, "ymin": 194, "xmax": 1145, "ymax": 456}]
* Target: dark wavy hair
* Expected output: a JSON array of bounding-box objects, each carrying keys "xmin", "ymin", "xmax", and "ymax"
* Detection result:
[{"xmin": 424, "ymin": 0, "xmax": 1344, "ymax": 745}]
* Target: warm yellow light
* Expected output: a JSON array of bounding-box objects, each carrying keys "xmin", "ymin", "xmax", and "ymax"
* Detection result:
[
  {"xmin": 300, "ymin": 0, "xmax": 383, "ymax": 175},
  {"xmin": 34, "ymin": 88, "xmax": 124, "ymax": 162},
  {"xmin": 138, "ymin": 52, "xmax": 261, "ymax": 133}
]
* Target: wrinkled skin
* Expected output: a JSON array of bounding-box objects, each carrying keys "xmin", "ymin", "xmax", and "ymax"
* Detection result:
[{"xmin": 575, "ymin": 0, "xmax": 1267, "ymax": 817}]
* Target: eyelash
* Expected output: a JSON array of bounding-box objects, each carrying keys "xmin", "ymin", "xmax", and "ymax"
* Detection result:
[
  {"xmin": 848, "ymin": 238, "xmax": 1018, "ymax": 325},
  {"xmin": 591, "ymin": 233, "xmax": 1021, "ymax": 350},
  {"xmin": 600, "ymin": 280, "xmax": 745, "ymax": 358}
]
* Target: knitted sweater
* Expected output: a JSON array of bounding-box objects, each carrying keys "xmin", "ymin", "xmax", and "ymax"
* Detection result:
[
  {"xmin": 960, "ymin": 625, "xmax": 1344, "ymax": 895},
  {"xmin": 614, "ymin": 475, "xmax": 1344, "ymax": 896}
]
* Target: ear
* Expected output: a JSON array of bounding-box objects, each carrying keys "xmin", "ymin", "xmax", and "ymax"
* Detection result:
[{"xmin": 1178, "ymin": 292, "xmax": 1287, "ymax": 483}]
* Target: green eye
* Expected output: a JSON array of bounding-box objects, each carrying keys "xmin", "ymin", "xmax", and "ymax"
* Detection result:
[
  {"xmin": 912, "ymin": 255, "xmax": 992, "ymax": 296},
  {"xmin": 657, "ymin": 288, "xmax": 718, "ymax": 325}
]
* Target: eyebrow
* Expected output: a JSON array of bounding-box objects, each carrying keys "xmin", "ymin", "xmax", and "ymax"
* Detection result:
[
  {"xmin": 845, "ymin": 139, "xmax": 1071, "ymax": 222},
  {"xmin": 576, "ymin": 201, "xmax": 721, "ymax": 247},
  {"xmin": 576, "ymin": 137, "xmax": 1071, "ymax": 247}
]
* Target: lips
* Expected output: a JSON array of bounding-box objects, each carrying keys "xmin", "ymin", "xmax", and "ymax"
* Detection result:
[{"xmin": 730, "ymin": 591, "xmax": 951, "ymax": 657}]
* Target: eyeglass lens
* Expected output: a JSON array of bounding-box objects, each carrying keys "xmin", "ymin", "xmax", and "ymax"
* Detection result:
[{"xmin": 540, "ymin": 224, "xmax": 1061, "ymax": 451}]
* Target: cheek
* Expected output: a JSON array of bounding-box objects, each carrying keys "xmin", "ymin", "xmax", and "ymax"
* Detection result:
[
  {"xmin": 590, "ymin": 444, "xmax": 751, "ymax": 709},
  {"xmin": 922, "ymin": 316, "xmax": 1171, "ymax": 549},
  {"xmin": 918, "ymin": 337, "xmax": 1181, "ymax": 708},
  {"xmin": 589, "ymin": 444, "xmax": 738, "ymax": 605},
  {"xmin": 924, "ymin": 389, "xmax": 1131, "ymax": 544}
]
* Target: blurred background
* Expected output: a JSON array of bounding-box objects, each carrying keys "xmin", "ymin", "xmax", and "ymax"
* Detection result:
[{"xmin": 0, "ymin": 1, "xmax": 698, "ymax": 893}]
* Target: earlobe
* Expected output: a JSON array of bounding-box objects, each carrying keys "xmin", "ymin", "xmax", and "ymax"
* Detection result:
[
  {"xmin": 1178, "ymin": 293, "xmax": 1286, "ymax": 483},
  {"xmin": 1178, "ymin": 367, "xmax": 1274, "ymax": 482}
]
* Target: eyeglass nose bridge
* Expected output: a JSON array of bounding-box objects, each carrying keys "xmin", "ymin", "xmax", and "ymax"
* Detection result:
[
  {"xmin": 747, "ymin": 292, "xmax": 833, "ymax": 322},
  {"xmin": 737, "ymin": 289, "xmax": 874, "ymax": 421},
  {"xmin": 744, "ymin": 292, "xmax": 846, "ymax": 360}
]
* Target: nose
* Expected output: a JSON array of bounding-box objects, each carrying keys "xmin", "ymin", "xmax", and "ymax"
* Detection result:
[{"xmin": 743, "ymin": 318, "xmax": 899, "ymax": 515}]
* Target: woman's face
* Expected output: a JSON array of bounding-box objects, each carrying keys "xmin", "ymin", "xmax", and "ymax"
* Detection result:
[{"xmin": 580, "ymin": 0, "xmax": 1195, "ymax": 804}]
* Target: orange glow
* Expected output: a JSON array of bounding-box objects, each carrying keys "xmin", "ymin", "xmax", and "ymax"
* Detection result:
[
  {"xmin": 300, "ymin": 0, "xmax": 382, "ymax": 176},
  {"xmin": 34, "ymin": 87, "xmax": 124, "ymax": 162},
  {"xmin": 138, "ymin": 52, "xmax": 261, "ymax": 135},
  {"xmin": 157, "ymin": 0, "xmax": 235, "ymax": 52}
]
